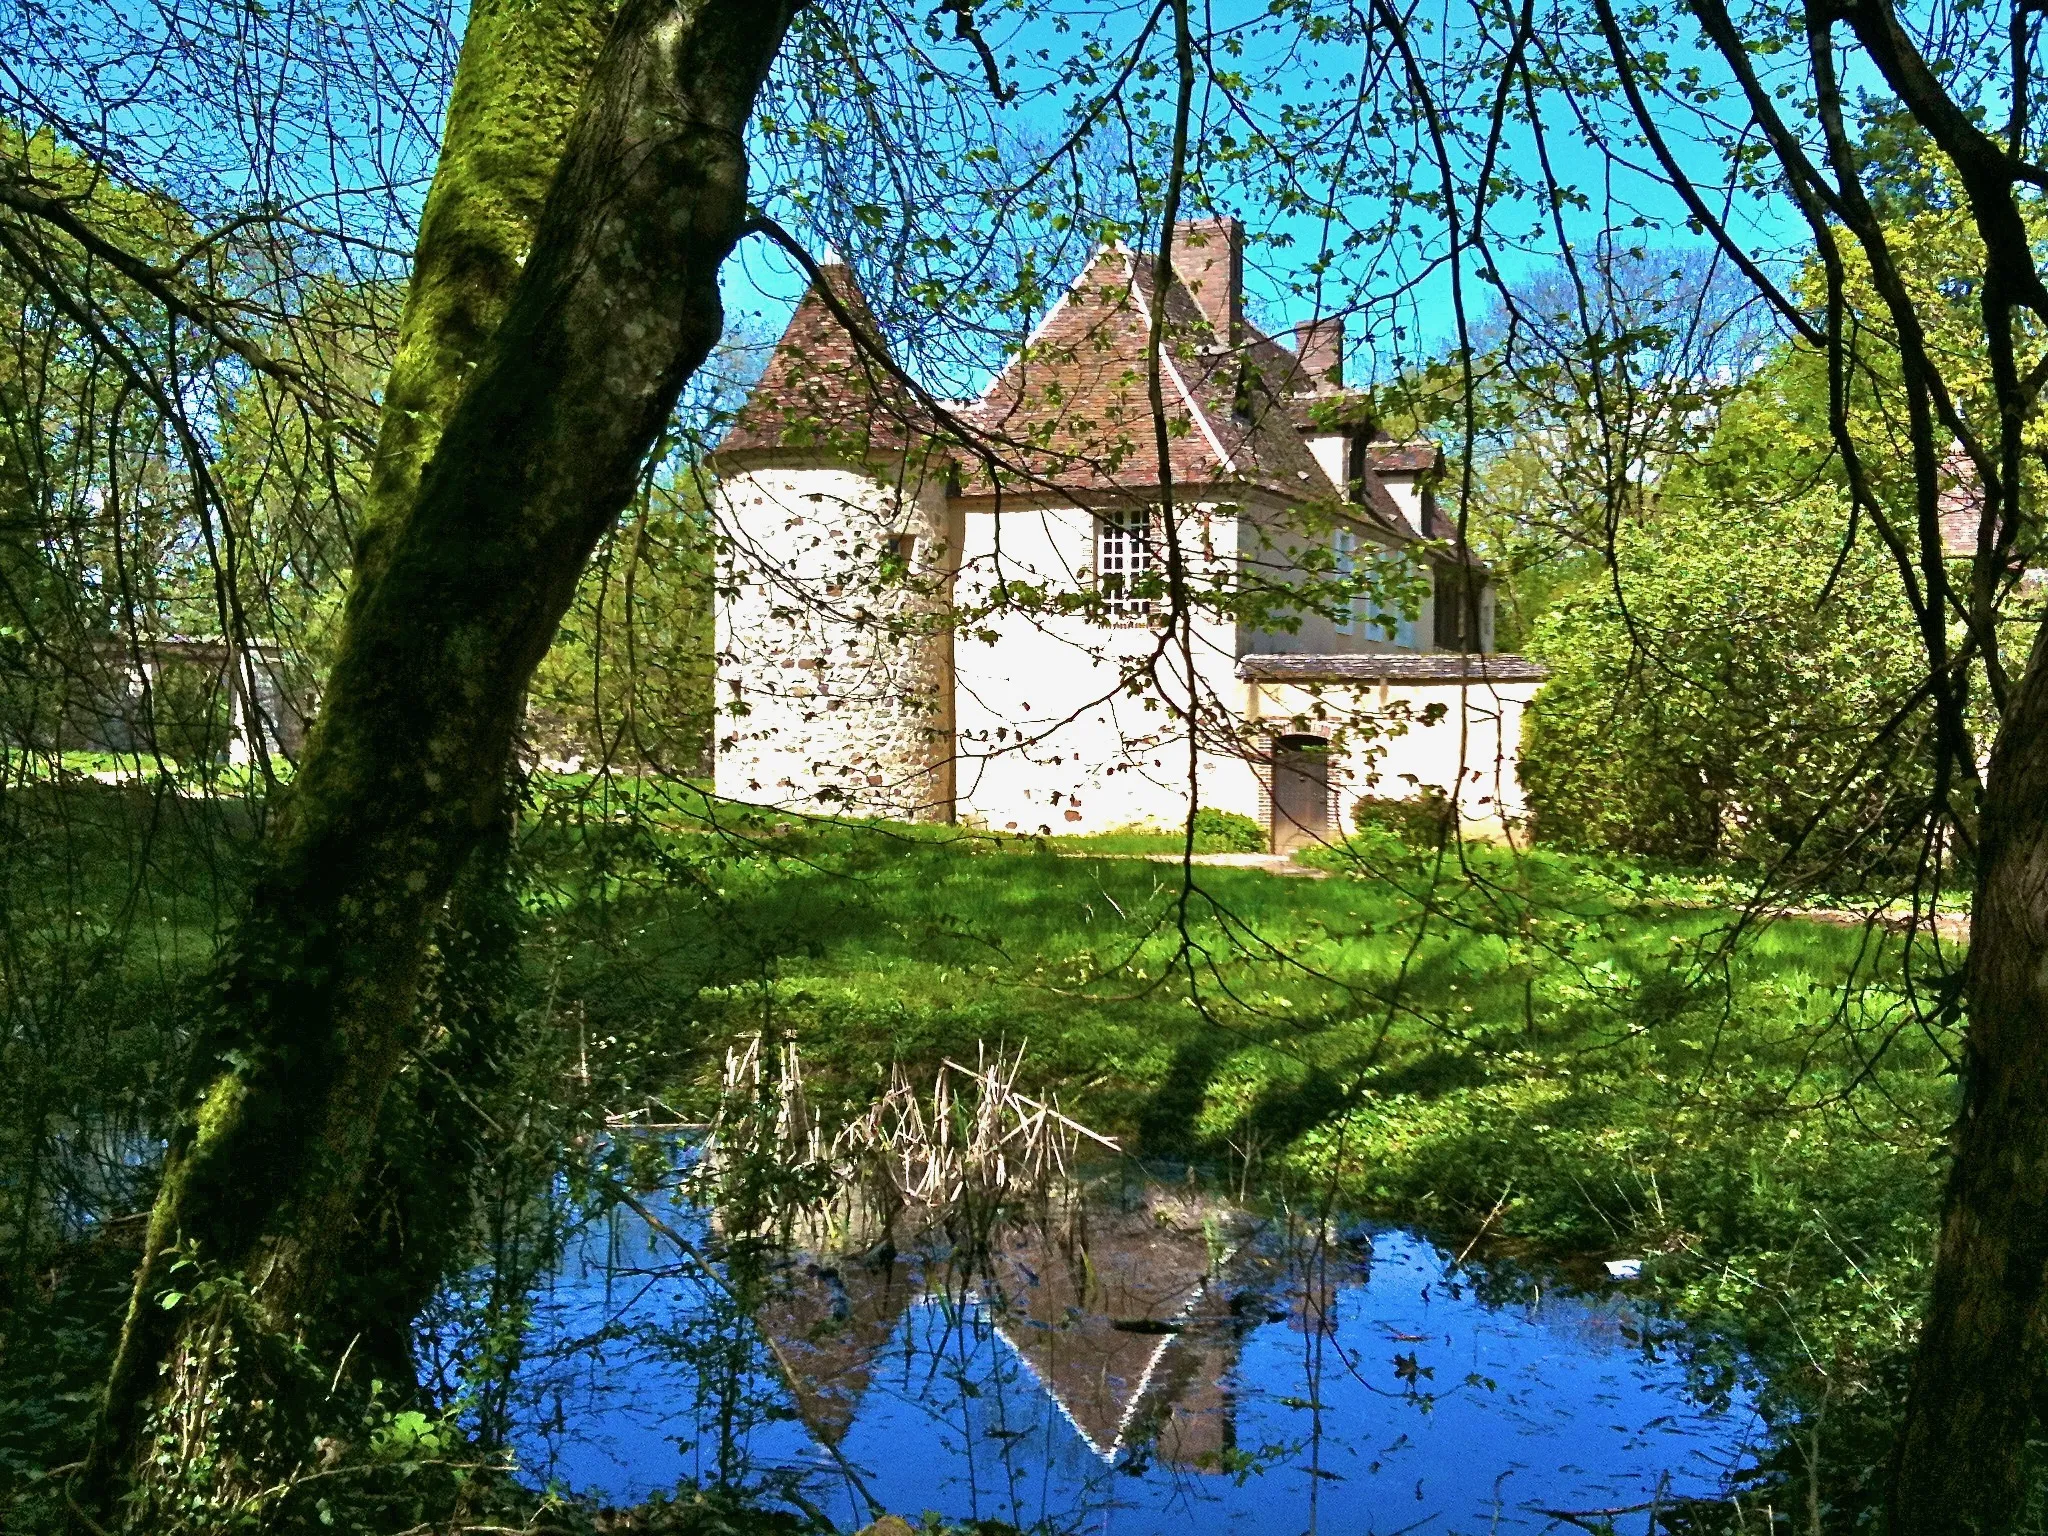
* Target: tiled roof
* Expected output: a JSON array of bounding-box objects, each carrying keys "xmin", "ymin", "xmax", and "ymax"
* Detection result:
[
  {"xmin": 1140, "ymin": 253, "xmax": 1346, "ymax": 501},
  {"xmin": 1238, "ymin": 652, "xmax": 1549, "ymax": 684},
  {"xmin": 1938, "ymin": 451, "xmax": 1983, "ymax": 559},
  {"xmin": 1366, "ymin": 440, "xmax": 1439, "ymax": 475},
  {"xmin": 1237, "ymin": 334, "xmax": 1422, "ymax": 544},
  {"xmin": 717, "ymin": 234, "xmax": 1448, "ymax": 552},
  {"xmin": 715, "ymin": 262, "xmax": 931, "ymax": 461},
  {"xmin": 960, "ymin": 245, "xmax": 1341, "ymax": 505},
  {"xmin": 1283, "ymin": 388, "xmax": 1376, "ymax": 433}
]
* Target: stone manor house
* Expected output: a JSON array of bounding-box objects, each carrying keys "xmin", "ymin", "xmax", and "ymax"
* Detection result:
[{"xmin": 711, "ymin": 219, "xmax": 1546, "ymax": 850}]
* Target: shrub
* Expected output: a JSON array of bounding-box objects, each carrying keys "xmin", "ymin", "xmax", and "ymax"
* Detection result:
[
  {"xmin": 1520, "ymin": 482, "xmax": 1928, "ymax": 870},
  {"xmin": 1190, "ymin": 807, "xmax": 1266, "ymax": 852},
  {"xmin": 1351, "ymin": 791, "xmax": 1453, "ymax": 847}
]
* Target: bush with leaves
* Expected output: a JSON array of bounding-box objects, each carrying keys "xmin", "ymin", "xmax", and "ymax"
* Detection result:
[
  {"xmin": 1520, "ymin": 467, "xmax": 1929, "ymax": 872},
  {"xmin": 1350, "ymin": 789, "xmax": 1453, "ymax": 847},
  {"xmin": 1189, "ymin": 807, "xmax": 1265, "ymax": 852}
]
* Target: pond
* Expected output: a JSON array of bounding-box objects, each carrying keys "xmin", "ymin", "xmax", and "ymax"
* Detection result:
[{"xmin": 465, "ymin": 1163, "xmax": 1764, "ymax": 1534}]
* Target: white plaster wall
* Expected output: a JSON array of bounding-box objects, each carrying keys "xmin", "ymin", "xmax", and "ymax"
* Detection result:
[
  {"xmin": 949, "ymin": 500, "xmax": 1265, "ymax": 834},
  {"xmin": 1376, "ymin": 472, "xmax": 1500, "ymax": 655},
  {"xmin": 1247, "ymin": 675, "xmax": 1541, "ymax": 838},
  {"xmin": 1376, "ymin": 471, "xmax": 1429, "ymax": 539},
  {"xmin": 717, "ymin": 465, "xmax": 1533, "ymax": 840},
  {"xmin": 1304, "ymin": 432, "xmax": 1347, "ymax": 492},
  {"xmin": 715, "ymin": 459, "xmax": 958, "ymax": 819}
]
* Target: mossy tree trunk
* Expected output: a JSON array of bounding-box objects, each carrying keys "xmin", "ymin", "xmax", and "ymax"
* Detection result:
[
  {"xmin": 329, "ymin": 803, "xmax": 526, "ymax": 1394},
  {"xmin": 325, "ymin": 0, "xmax": 611, "ymax": 1397},
  {"xmin": 355, "ymin": 0, "xmax": 618, "ymax": 573},
  {"xmin": 1889, "ymin": 632, "xmax": 2048, "ymax": 1534},
  {"xmin": 88, "ymin": 0, "xmax": 799, "ymax": 1510}
]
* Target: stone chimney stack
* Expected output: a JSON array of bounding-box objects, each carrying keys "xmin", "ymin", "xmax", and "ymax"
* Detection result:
[
  {"xmin": 1293, "ymin": 317, "xmax": 1345, "ymax": 391},
  {"xmin": 1171, "ymin": 217, "xmax": 1243, "ymax": 340}
]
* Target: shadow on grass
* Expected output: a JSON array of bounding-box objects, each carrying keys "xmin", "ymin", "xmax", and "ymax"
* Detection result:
[
  {"xmin": 1241, "ymin": 1066, "xmax": 1352, "ymax": 1148},
  {"xmin": 1135, "ymin": 1034, "xmax": 1230, "ymax": 1155}
]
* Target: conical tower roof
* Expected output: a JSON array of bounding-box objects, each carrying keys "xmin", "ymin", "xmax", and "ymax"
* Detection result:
[{"xmin": 717, "ymin": 260, "xmax": 934, "ymax": 463}]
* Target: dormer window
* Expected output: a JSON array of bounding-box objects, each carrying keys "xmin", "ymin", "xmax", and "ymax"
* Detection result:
[{"xmin": 1345, "ymin": 432, "xmax": 1369, "ymax": 500}]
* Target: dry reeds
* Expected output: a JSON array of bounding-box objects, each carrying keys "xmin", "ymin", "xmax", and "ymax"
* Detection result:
[{"xmin": 695, "ymin": 1035, "xmax": 1118, "ymax": 1248}]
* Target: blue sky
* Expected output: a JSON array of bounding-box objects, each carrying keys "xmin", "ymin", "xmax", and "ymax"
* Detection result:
[
  {"xmin": 21, "ymin": 0, "xmax": 1821, "ymax": 424},
  {"xmin": 713, "ymin": 0, "xmax": 1813, "ymax": 405}
]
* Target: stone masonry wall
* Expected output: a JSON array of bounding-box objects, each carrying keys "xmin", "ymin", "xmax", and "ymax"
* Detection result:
[{"xmin": 715, "ymin": 457, "xmax": 958, "ymax": 820}]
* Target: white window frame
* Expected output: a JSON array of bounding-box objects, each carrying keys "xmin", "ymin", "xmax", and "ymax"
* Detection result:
[{"xmin": 1096, "ymin": 507, "xmax": 1157, "ymax": 620}]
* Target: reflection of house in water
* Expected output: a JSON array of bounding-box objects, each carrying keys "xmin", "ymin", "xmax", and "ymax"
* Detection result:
[
  {"xmin": 66, "ymin": 636, "xmax": 310, "ymax": 765},
  {"xmin": 751, "ymin": 1254, "xmax": 916, "ymax": 1446},
  {"xmin": 977, "ymin": 1197, "xmax": 1233, "ymax": 1460},
  {"xmin": 1118, "ymin": 1274, "xmax": 1244, "ymax": 1467},
  {"xmin": 751, "ymin": 1192, "xmax": 1327, "ymax": 1472}
]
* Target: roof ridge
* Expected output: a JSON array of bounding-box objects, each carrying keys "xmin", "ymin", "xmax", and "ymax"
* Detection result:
[{"xmin": 1121, "ymin": 246, "xmax": 1239, "ymax": 478}]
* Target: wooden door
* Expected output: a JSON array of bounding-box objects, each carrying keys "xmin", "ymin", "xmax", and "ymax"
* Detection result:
[{"xmin": 1271, "ymin": 735, "xmax": 1331, "ymax": 852}]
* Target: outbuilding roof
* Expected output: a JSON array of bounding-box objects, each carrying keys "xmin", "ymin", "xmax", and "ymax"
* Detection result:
[{"xmin": 1237, "ymin": 652, "xmax": 1549, "ymax": 684}]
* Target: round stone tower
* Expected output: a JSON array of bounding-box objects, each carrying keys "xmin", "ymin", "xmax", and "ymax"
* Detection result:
[{"xmin": 710, "ymin": 262, "xmax": 959, "ymax": 821}]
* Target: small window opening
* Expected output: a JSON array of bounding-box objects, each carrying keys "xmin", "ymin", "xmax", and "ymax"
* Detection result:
[{"xmin": 1345, "ymin": 432, "xmax": 1369, "ymax": 500}]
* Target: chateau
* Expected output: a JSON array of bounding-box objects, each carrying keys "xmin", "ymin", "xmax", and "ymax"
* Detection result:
[{"xmin": 711, "ymin": 219, "xmax": 1545, "ymax": 849}]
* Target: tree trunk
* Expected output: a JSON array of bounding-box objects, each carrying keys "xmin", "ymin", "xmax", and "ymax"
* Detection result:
[
  {"xmin": 329, "ymin": 805, "xmax": 527, "ymax": 1391},
  {"xmin": 87, "ymin": 0, "xmax": 799, "ymax": 1511},
  {"xmin": 1889, "ymin": 629, "xmax": 2048, "ymax": 1534},
  {"xmin": 327, "ymin": 0, "xmax": 612, "ymax": 1395},
  {"xmin": 354, "ymin": 0, "xmax": 617, "ymax": 584}
]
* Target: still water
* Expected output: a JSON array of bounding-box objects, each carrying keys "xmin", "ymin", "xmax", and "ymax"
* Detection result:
[{"xmin": 489, "ymin": 1176, "xmax": 1761, "ymax": 1533}]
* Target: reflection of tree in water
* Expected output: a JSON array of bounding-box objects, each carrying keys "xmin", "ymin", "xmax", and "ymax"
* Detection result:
[
  {"xmin": 648, "ymin": 1251, "xmax": 797, "ymax": 1494},
  {"xmin": 440, "ymin": 1186, "xmax": 820, "ymax": 1512}
]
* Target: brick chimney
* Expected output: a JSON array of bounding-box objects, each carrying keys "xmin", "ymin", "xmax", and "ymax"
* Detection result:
[
  {"xmin": 1292, "ymin": 317, "xmax": 1344, "ymax": 391},
  {"xmin": 1171, "ymin": 217, "xmax": 1242, "ymax": 340}
]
